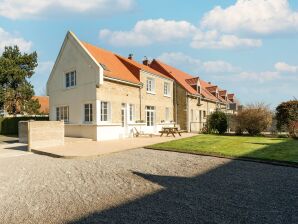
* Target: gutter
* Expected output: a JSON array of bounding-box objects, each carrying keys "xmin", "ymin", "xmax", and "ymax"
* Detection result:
[{"xmin": 104, "ymin": 76, "xmax": 142, "ymax": 87}]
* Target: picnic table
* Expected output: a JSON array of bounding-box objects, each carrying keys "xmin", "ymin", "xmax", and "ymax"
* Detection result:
[{"xmin": 159, "ymin": 127, "xmax": 182, "ymax": 137}]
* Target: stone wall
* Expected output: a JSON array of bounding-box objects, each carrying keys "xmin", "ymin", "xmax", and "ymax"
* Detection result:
[{"xmin": 19, "ymin": 121, "xmax": 64, "ymax": 150}]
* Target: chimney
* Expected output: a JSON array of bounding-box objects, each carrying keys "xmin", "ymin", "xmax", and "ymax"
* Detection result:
[
  {"xmin": 208, "ymin": 82, "xmax": 211, "ymax": 84},
  {"xmin": 143, "ymin": 56, "xmax": 149, "ymax": 66},
  {"xmin": 128, "ymin": 53, "xmax": 133, "ymax": 60}
]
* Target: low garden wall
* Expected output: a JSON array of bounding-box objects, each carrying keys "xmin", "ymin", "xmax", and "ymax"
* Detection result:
[{"xmin": 19, "ymin": 121, "xmax": 64, "ymax": 151}]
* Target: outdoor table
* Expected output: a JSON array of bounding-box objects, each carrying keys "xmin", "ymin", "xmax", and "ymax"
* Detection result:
[{"xmin": 160, "ymin": 127, "xmax": 180, "ymax": 137}]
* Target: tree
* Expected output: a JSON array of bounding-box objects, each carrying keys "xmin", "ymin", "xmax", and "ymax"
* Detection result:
[
  {"xmin": 0, "ymin": 46, "xmax": 39, "ymax": 115},
  {"xmin": 235, "ymin": 103, "xmax": 272, "ymax": 135},
  {"xmin": 208, "ymin": 110, "xmax": 228, "ymax": 134},
  {"xmin": 276, "ymin": 100, "xmax": 298, "ymax": 130}
]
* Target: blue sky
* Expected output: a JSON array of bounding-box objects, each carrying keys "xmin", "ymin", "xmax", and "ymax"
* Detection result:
[{"xmin": 0, "ymin": 0, "xmax": 297, "ymax": 108}]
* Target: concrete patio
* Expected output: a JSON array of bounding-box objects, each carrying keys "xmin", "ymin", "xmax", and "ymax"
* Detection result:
[{"xmin": 31, "ymin": 133, "xmax": 197, "ymax": 158}]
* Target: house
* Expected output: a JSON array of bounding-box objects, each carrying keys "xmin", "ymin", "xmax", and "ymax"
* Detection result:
[
  {"xmin": 150, "ymin": 60, "xmax": 238, "ymax": 132},
  {"xmin": 47, "ymin": 31, "xmax": 174, "ymax": 141},
  {"xmin": 32, "ymin": 96, "xmax": 49, "ymax": 114}
]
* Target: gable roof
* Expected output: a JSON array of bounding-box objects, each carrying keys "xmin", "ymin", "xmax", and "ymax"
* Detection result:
[
  {"xmin": 150, "ymin": 60, "xmax": 218, "ymax": 101},
  {"xmin": 81, "ymin": 42, "xmax": 140, "ymax": 84},
  {"xmin": 116, "ymin": 55, "xmax": 171, "ymax": 80}
]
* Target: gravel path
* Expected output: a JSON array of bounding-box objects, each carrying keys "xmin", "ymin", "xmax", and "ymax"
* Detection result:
[{"xmin": 0, "ymin": 148, "xmax": 297, "ymax": 224}]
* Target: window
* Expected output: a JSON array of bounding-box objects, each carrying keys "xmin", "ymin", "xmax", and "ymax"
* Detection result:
[
  {"xmin": 129, "ymin": 104, "xmax": 134, "ymax": 122},
  {"xmin": 165, "ymin": 107, "xmax": 170, "ymax": 122},
  {"xmin": 84, "ymin": 104, "xmax": 93, "ymax": 122},
  {"xmin": 203, "ymin": 110, "xmax": 206, "ymax": 118},
  {"xmin": 146, "ymin": 78, "xmax": 155, "ymax": 93},
  {"xmin": 145, "ymin": 106, "xmax": 155, "ymax": 126},
  {"xmin": 100, "ymin": 101, "xmax": 110, "ymax": 122},
  {"xmin": 65, "ymin": 71, "xmax": 76, "ymax": 88},
  {"xmin": 164, "ymin": 82, "xmax": 170, "ymax": 96},
  {"xmin": 56, "ymin": 106, "xmax": 69, "ymax": 123}
]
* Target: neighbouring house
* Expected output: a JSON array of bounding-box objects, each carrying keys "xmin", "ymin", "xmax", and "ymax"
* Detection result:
[
  {"xmin": 150, "ymin": 60, "xmax": 238, "ymax": 132},
  {"xmin": 47, "ymin": 31, "xmax": 174, "ymax": 141},
  {"xmin": 32, "ymin": 96, "xmax": 49, "ymax": 114},
  {"xmin": 0, "ymin": 96, "xmax": 49, "ymax": 117}
]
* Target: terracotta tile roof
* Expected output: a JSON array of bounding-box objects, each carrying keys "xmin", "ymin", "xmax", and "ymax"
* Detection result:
[
  {"xmin": 81, "ymin": 42, "xmax": 140, "ymax": 84},
  {"xmin": 206, "ymin": 86, "xmax": 218, "ymax": 93},
  {"xmin": 185, "ymin": 77, "xmax": 199, "ymax": 86},
  {"xmin": 116, "ymin": 55, "xmax": 171, "ymax": 80},
  {"xmin": 33, "ymin": 96, "xmax": 49, "ymax": 114},
  {"xmin": 150, "ymin": 60, "xmax": 219, "ymax": 101}
]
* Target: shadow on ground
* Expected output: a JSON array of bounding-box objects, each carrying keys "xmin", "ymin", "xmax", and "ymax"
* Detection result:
[{"xmin": 68, "ymin": 140, "xmax": 298, "ymax": 224}]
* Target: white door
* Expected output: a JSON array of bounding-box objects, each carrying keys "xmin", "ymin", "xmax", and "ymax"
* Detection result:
[{"xmin": 121, "ymin": 103, "xmax": 129, "ymax": 137}]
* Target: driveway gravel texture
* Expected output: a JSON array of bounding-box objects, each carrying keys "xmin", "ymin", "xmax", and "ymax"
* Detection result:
[{"xmin": 0, "ymin": 148, "xmax": 297, "ymax": 224}]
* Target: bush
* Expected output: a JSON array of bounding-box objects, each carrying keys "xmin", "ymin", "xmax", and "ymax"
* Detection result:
[
  {"xmin": 276, "ymin": 100, "xmax": 298, "ymax": 137},
  {"xmin": 208, "ymin": 110, "xmax": 228, "ymax": 134},
  {"xmin": 235, "ymin": 103, "xmax": 272, "ymax": 136},
  {"xmin": 0, "ymin": 116, "xmax": 49, "ymax": 135}
]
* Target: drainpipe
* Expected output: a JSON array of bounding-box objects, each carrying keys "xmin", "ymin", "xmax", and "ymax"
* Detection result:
[
  {"xmin": 139, "ymin": 85, "xmax": 142, "ymax": 121},
  {"xmin": 186, "ymin": 94, "xmax": 189, "ymax": 132}
]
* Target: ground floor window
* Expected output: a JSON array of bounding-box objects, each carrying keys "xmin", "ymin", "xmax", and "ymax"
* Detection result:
[
  {"xmin": 129, "ymin": 104, "xmax": 134, "ymax": 122},
  {"xmin": 56, "ymin": 106, "xmax": 69, "ymax": 123},
  {"xmin": 84, "ymin": 103, "xmax": 93, "ymax": 122},
  {"xmin": 100, "ymin": 101, "xmax": 110, "ymax": 122},
  {"xmin": 145, "ymin": 106, "xmax": 155, "ymax": 126},
  {"xmin": 165, "ymin": 107, "xmax": 170, "ymax": 122}
]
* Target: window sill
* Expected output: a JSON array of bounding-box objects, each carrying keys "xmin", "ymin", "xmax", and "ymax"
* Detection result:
[
  {"xmin": 164, "ymin": 94, "xmax": 171, "ymax": 98},
  {"xmin": 65, "ymin": 86, "xmax": 76, "ymax": 90},
  {"xmin": 146, "ymin": 91, "xmax": 156, "ymax": 95}
]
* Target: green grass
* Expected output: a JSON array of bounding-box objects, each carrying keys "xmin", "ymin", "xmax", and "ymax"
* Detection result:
[{"xmin": 149, "ymin": 135, "xmax": 298, "ymax": 164}]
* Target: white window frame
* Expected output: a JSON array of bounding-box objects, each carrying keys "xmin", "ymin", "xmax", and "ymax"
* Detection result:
[
  {"xmin": 56, "ymin": 106, "xmax": 69, "ymax": 123},
  {"xmin": 128, "ymin": 104, "xmax": 134, "ymax": 123},
  {"xmin": 84, "ymin": 103, "xmax": 93, "ymax": 123},
  {"xmin": 65, "ymin": 70, "xmax": 76, "ymax": 88},
  {"xmin": 164, "ymin": 82, "xmax": 171, "ymax": 97},
  {"xmin": 100, "ymin": 101, "xmax": 111, "ymax": 122},
  {"xmin": 145, "ymin": 106, "xmax": 155, "ymax": 126},
  {"xmin": 146, "ymin": 78, "xmax": 155, "ymax": 94}
]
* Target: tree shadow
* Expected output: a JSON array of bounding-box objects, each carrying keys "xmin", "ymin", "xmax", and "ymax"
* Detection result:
[{"xmin": 68, "ymin": 139, "xmax": 298, "ymax": 224}]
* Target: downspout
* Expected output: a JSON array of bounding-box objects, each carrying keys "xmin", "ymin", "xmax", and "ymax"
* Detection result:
[
  {"xmin": 175, "ymin": 83, "xmax": 178, "ymax": 124},
  {"xmin": 139, "ymin": 83, "xmax": 143, "ymax": 121},
  {"xmin": 186, "ymin": 93, "xmax": 189, "ymax": 132}
]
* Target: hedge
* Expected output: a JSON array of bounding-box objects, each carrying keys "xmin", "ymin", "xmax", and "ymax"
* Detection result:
[{"xmin": 0, "ymin": 116, "xmax": 49, "ymax": 135}]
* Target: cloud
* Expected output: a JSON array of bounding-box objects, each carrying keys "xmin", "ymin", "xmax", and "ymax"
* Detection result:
[
  {"xmin": 0, "ymin": 27, "xmax": 32, "ymax": 53},
  {"xmin": 201, "ymin": 0, "xmax": 298, "ymax": 35},
  {"xmin": 191, "ymin": 30, "xmax": 262, "ymax": 49},
  {"xmin": 157, "ymin": 52, "xmax": 239, "ymax": 74},
  {"xmin": 99, "ymin": 19, "xmax": 197, "ymax": 47},
  {"xmin": 238, "ymin": 71, "xmax": 280, "ymax": 83},
  {"xmin": 0, "ymin": 0, "xmax": 136, "ymax": 19},
  {"xmin": 274, "ymin": 62, "xmax": 298, "ymax": 73}
]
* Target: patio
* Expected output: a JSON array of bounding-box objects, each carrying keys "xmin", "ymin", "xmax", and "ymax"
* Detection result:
[{"xmin": 31, "ymin": 133, "xmax": 197, "ymax": 158}]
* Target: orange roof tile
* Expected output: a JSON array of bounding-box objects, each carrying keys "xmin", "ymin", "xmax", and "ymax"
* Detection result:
[
  {"xmin": 82, "ymin": 42, "xmax": 140, "ymax": 84},
  {"xmin": 32, "ymin": 96, "xmax": 49, "ymax": 114},
  {"xmin": 116, "ymin": 55, "xmax": 171, "ymax": 80},
  {"xmin": 150, "ymin": 60, "xmax": 219, "ymax": 101}
]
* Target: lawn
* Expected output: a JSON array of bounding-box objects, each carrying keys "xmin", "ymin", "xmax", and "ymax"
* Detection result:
[{"xmin": 148, "ymin": 135, "xmax": 298, "ymax": 164}]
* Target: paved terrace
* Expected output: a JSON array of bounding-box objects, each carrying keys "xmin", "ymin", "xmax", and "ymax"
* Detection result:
[{"xmin": 32, "ymin": 133, "xmax": 197, "ymax": 158}]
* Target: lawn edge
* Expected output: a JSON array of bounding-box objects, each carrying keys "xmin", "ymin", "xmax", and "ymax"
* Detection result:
[{"xmin": 145, "ymin": 146, "xmax": 298, "ymax": 168}]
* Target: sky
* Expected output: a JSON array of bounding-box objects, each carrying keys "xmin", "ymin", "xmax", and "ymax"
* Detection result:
[{"xmin": 0, "ymin": 0, "xmax": 297, "ymax": 108}]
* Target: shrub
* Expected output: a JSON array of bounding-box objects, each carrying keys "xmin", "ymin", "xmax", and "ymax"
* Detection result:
[
  {"xmin": 235, "ymin": 103, "xmax": 272, "ymax": 136},
  {"xmin": 208, "ymin": 110, "xmax": 228, "ymax": 134},
  {"xmin": 276, "ymin": 100, "xmax": 298, "ymax": 137},
  {"xmin": 0, "ymin": 116, "xmax": 49, "ymax": 135}
]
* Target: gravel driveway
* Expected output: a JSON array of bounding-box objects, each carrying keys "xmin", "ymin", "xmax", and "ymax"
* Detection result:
[{"xmin": 0, "ymin": 148, "xmax": 297, "ymax": 224}]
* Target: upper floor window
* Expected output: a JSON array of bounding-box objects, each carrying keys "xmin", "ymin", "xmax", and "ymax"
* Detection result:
[
  {"xmin": 164, "ymin": 82, "xmax": 171, "ymax": 96},
  {"xmin": 84, "ymin": 103, "xmax": 93, "ymax": 123},
  {"xmin": 65, "ymin": 71, "xmax": 76, "ymax": 88},
  {"xmin": 56, "ymin": 106, "xmax": 69, "ymax": 123},
  {"xmin": 146, "ymin": 78, "xmax": 155, "ymax": 93},
  {"xmin": 100, "ymin": 101, "xmax": 110, "ymax": 122}
]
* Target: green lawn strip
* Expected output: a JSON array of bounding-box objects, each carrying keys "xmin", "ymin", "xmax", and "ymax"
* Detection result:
[{"xmin": 147, "ymin": 135, "xmax": 298, "ymax": 165}]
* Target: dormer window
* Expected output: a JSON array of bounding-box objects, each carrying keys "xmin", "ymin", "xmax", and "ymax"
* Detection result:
[{"xmin": 65, "ymin": 71, "xmax": 76, "ymax": 88}]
